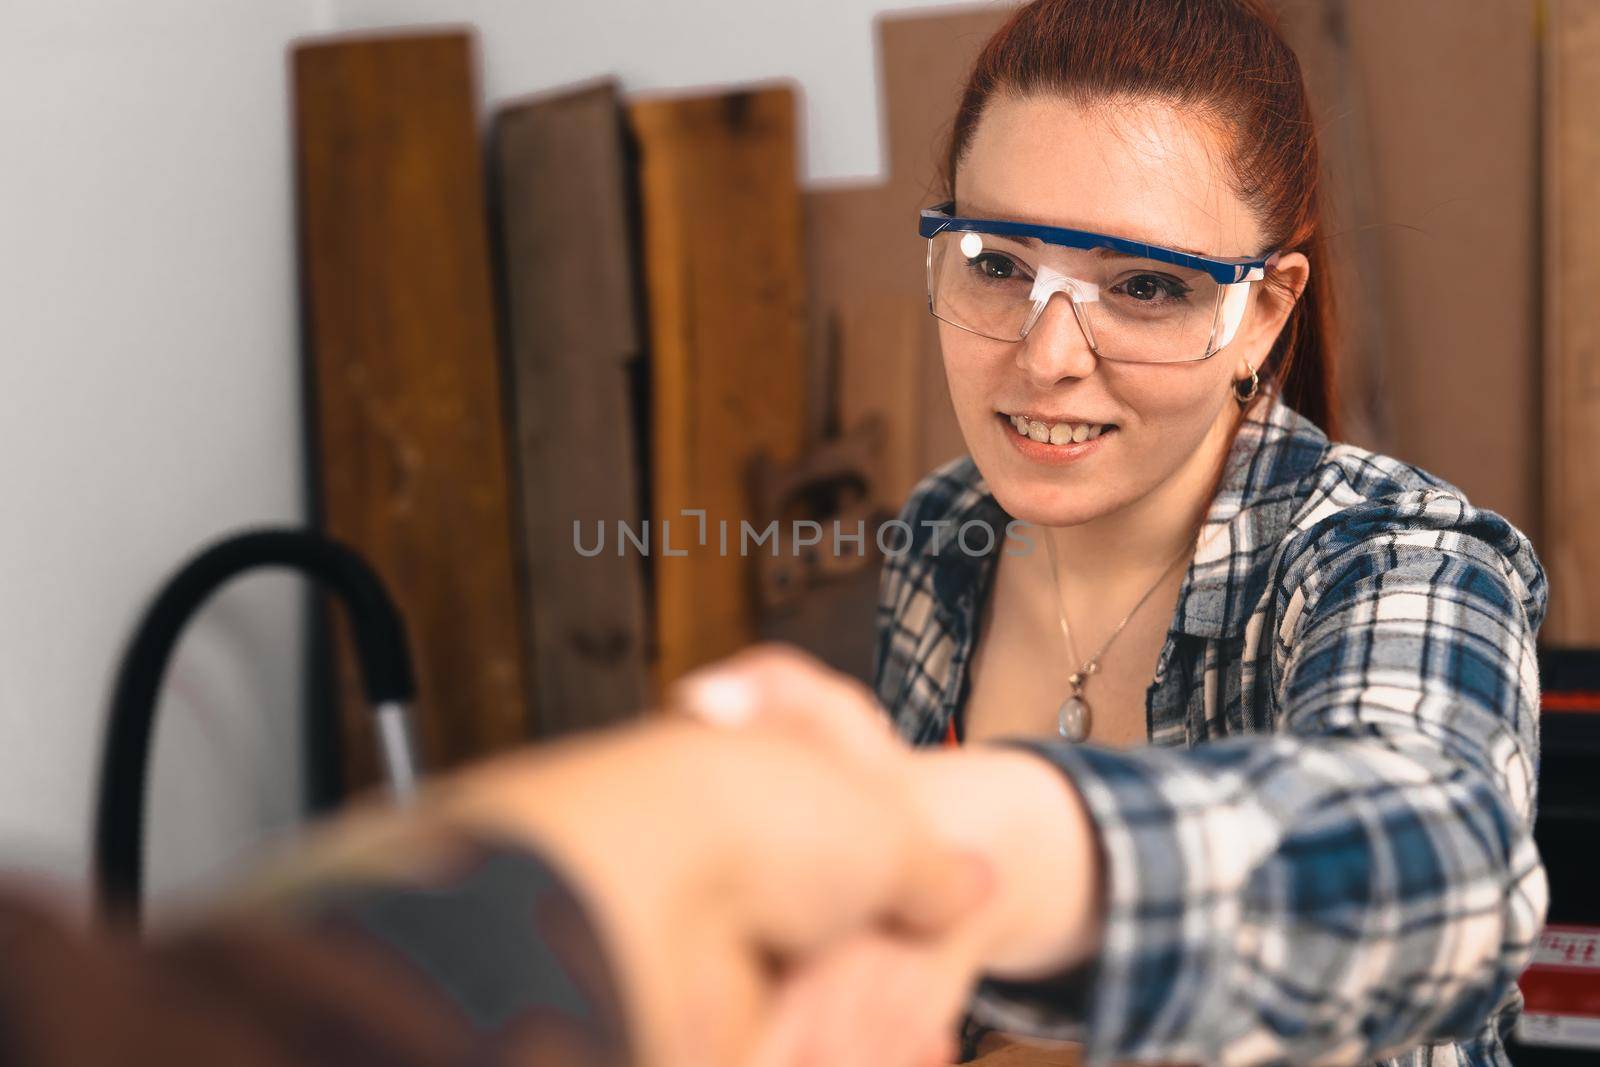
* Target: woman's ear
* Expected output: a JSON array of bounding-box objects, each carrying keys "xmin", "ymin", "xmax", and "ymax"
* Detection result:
[{"xmin": 1241, "ymin": 251, "xmax": 1309, "ymax": 356}]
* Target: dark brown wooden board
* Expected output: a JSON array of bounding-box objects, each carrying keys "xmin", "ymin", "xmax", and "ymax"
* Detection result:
[
  {"xmin": 294, "ymin": 30, "xmax": 531, "ymax": 785},
  {"xmin": 491, "ymin": 80, "xmax": 651, "ymax": 733}
]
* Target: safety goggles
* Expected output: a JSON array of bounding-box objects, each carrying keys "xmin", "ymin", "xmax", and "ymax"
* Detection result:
[{"xmin": 918, "ymin": 201, "xmax": 1280, "ymax": 363}]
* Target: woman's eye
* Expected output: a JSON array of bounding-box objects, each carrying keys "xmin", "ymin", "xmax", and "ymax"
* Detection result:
[
  {"xmin": 1114, "ymin": 273, "xmax": 1191, "ymax": 303},
  {"xmin": 967, "ymin": 252, "xmax": 1025, "ymax": 282}
]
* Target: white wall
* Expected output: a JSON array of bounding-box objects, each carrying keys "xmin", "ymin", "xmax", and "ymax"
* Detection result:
[
  {"xmin": 0, "ymin": 0, "xmax": 985, "ymax": 910},
  {"xmin": 0, "ymin": 0, "xmax": 330, "ymax": 909}
]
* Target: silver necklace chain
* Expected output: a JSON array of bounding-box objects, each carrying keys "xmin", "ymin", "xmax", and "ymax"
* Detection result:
[{"xmin": 1043, "ymin": 525, "xmax": 1207, "ymax": 741}]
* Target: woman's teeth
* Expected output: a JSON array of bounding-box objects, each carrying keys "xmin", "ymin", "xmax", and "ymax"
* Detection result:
[{"xmin": 1008, "ymin": 414, "xmax": 1109, "ymax": 444}]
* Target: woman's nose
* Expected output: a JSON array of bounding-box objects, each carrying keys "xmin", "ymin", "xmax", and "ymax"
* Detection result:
[{"xmin": 1015, "ymin": 291, "xmax": 1098, "ymax": 386}]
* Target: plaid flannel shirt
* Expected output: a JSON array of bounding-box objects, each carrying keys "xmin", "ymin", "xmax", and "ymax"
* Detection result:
[{"xmin": 873, "ymin": 388, "xmax": 1549, "ymax": 1067}]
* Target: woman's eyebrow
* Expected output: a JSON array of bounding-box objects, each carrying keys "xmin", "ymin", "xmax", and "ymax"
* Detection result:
[{"xmin": 963, "ymin": 204, "xmax": 1207, "ymax": 257}]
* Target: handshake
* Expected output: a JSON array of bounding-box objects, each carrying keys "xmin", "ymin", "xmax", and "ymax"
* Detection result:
[{"xmin": 375, "ymin": 644, "xmax": 1107, "ymax": 1067}]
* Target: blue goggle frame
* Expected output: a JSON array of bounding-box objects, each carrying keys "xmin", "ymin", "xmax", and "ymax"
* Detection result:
[{"xmin": 918, "ymin": 200, "xmax": 1279, "ymax": 285}]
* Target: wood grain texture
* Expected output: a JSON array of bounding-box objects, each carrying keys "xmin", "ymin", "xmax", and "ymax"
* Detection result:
[
  {"xmin": 630, "ymin": 86, "xmax": 809, "ymax": 686},
  {"xmin": 295, "ymin": 31, "xmax": 530, "ymax": 784},
  {"xmin": 1541, "ymin": 0, "xmax": 1600, "ymax": 646},
  {"xmin": 492, "ymin": 80, "xmax": 651, "ymax": 735}
]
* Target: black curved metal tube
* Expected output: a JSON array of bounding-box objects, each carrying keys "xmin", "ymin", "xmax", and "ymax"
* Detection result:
[{"xmin": 94, "ymin": 528, "xmax": 416, "ymax": 926}]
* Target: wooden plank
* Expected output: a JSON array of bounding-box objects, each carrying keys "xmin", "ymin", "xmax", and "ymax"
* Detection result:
[
  {"xmin": 1268, "ymin": 0, "xmax": 1391, "ymax": 450},
  {"xmin": 1541, "ymin": 0, "xmax": 1600, "ymax": 646},
  {"xmin": 880, "ymin": 8, "xmax": 1007, "ymax": 494},
  {"xmin": 294, "ymin": 31, "xmax": 530, "ymax": 785},
  {"xmin": 1343, "ymin": 0, "xmax": 1539, "ymax": 535},
  {"xmin": 805, "ymin": 186, "xmax": 925, "ymax": 510},
  {"xmin": 961, "ymin": 1036, "xmax": 1081, "ymax": 1066},
  {"xmin": 491, "ymin": 80, "xmax": 651, "ymax": 736},
  {"xmin": 629, "ymin": 85, "xmax": 809, "ymax": 686}
]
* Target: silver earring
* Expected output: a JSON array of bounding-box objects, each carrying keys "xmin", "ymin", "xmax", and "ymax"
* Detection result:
[{"xmin": 1233, "ymin": 364, "xmax": 1259, "ymax": 406}]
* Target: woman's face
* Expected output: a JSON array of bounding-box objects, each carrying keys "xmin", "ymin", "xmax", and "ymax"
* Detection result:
[{"xmin": 943, "ymin": 93, "xmax": 1306, "ymax": 527}]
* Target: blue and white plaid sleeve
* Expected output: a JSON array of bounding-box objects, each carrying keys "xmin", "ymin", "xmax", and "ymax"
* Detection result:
[{"xmin": 971, "ymin": 491, "xmax": 1549, "ymax": 1066}]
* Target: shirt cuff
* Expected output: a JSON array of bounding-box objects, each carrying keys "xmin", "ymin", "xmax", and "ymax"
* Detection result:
[{"xmin": 968, "ymin": 739, "xmax": 1239, "ymax": 1066}]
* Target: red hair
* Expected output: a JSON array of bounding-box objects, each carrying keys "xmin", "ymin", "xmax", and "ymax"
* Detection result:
[{"xmin": 942, "ymin": 0, "xmax": 1340, "ymax": 438}]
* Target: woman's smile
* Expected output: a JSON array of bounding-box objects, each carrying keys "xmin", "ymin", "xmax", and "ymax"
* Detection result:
[{"xmin": 995, "ymin": 410, "xmax": 1118, "ymax": 467}]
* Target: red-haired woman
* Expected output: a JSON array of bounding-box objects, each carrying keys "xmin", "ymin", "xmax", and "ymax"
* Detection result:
[{"xmin": 677, "ymin": 1, "xmax": 1548, "ymax": 1064}]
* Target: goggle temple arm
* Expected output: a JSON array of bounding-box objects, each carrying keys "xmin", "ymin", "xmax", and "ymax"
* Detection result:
[{"xmin": 1213, "ymin": 251, "xmax": 1283, "ymax": 352}]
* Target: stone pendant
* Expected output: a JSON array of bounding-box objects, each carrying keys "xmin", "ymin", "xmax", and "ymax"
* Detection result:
[{"xmin": 1057, "ymin": 693, "xmax": 1090, "ymax": 741}]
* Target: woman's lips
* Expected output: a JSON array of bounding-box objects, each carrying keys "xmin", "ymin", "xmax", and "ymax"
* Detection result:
[{"xmin": 996, "ymin": 412, "xmax": 1116, "ymax": 466}]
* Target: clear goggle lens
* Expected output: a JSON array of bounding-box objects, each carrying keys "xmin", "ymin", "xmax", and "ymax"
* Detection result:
[{"xmin": 926, "ymin": 230, "xmax": 1256, "ymax": 362}]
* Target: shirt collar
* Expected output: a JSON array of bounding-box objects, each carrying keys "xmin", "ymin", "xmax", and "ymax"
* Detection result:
[{"xmin": 1168, "ymin": 389, "xmax": 1330, "ymax": 638}]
